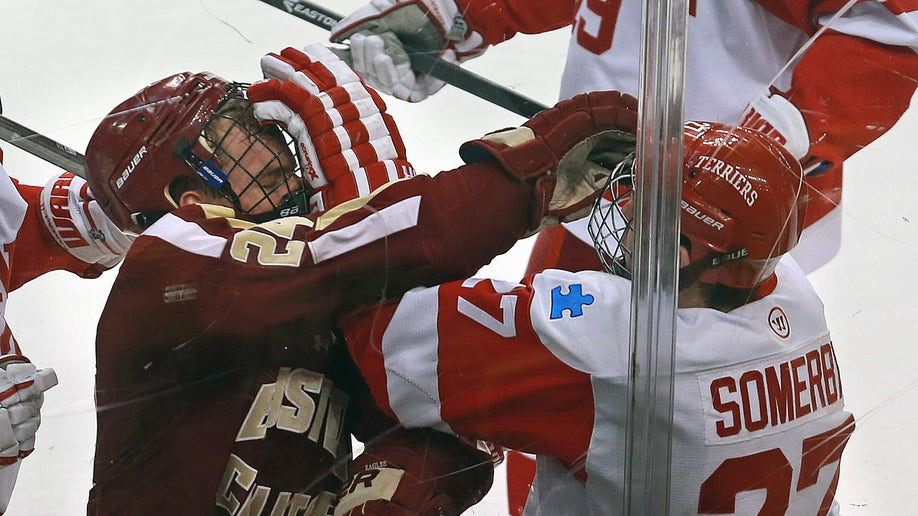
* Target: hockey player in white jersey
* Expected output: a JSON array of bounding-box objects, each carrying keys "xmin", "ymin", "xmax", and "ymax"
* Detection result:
[
  {"xmin": 338, "ymin": 122, "xmax": 854, "ymax": 514},
  {"xmin": 330, "ymin": 0, "xmax": 918, "ymax": 273},
  {"xmin": 0, "ymin": 146, "xmax": 132, "ymax": 513}
]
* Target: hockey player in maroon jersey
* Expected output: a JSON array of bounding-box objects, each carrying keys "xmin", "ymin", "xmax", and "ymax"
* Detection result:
[
  {"xmin": 340, "ymin": 122, "xmax": 855, "ymax": 514},
  {"xmin": 0, "ymin": 146, "xmax": 132, "ymax": 512},
  {"xmin": 82, "ymin": 41, "xmax": 639, "ymax": 514},
  {"xmin": 330, "ymin": 0, "xmax": 918, "ymax": 272}
]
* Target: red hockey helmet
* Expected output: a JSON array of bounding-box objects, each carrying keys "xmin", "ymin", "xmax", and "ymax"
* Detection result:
[
  {"xmin": 591, "ymin": 121, "xmax": 805, "ymax": 289},
  {"xmin": 86, "ymin": 72, "xmax": 307, "ymax": 233}
]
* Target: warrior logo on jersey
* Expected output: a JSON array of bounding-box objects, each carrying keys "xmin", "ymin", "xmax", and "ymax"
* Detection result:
[
  {"xmin": 769, "ymin": 306, "xmax": 790, "ymax": 338},
  {"xmin": 550, "ymin": 283, "xmax": 594, "ymax": 319}
]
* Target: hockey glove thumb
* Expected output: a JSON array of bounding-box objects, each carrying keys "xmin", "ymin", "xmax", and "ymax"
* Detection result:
[
  {"xmin": 333, "ymin": 428, "xmax": 493, "ymax": 516},
  {"xmin": 0, "ymin": 361, "xmax": 58, "ymax": 463}
]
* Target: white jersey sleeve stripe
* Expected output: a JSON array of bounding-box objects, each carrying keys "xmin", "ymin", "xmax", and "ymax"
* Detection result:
[
  {"xmin": 308, "ymin": 195, "xmax": 421, "ymax": 264},
  {"xmin": 820, "ymin": 3, "xmax": 918, "ymax": 49},
  {"xmin": 144, "ymin": 212, "xmax": 227, "ymax": 258},
  {"xmin": 380, "ymin": 285, "xmax": 454, "ymax": 434}
]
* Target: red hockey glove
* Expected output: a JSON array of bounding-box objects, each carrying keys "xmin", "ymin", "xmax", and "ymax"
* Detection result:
[
  {"xmin": 740, "ymin": 90, "xmax": 810, "ymax": 160},
  {"xmin": 248, "ymin": 43, "xmax": 415, "ymax": 212},
  {"xmin": 459, "ymin": 90, "xmax": 639, "ymax": 234},
  {"xmin": 40, "ymin": 172, "xmax": 135, "ymax": 268},
  {"xmin": 0, "ymin": 360, "xmax": 58, "ymax": 464},
  {"xmin": 333, "ymin": 428, "xmax": 493, "ymax": 516},
  {"xmin": 330, "ymin": 0, "xmax": 487, "ymax": 102}
]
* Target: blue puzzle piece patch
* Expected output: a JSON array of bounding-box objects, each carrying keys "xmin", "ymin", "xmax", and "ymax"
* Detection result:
[{"xmin": 550, "ymin": 283, "xmax": 594, "ymax": 319}]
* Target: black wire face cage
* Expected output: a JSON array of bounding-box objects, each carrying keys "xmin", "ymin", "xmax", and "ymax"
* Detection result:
[
  {"xmin": 183, "ymin": 82, "xmax": 310, "ymax": 222},
  {"xmin": 588, "ymin": 154, "xmax": 636, "ymax": 279}
]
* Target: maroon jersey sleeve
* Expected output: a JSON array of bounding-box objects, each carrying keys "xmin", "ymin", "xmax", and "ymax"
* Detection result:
[{"xmin": 205, "ymin": 162, "xmax": 536, "ymax": 334}]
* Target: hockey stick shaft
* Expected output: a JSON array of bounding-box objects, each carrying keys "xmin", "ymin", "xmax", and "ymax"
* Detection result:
[
  {"xmin": 256, "ymin": 0, "xmax": 549, "ymax": 118},
  {"xmin": 0, "ymin": 113, "xmax": 86, "ymax": 177}
]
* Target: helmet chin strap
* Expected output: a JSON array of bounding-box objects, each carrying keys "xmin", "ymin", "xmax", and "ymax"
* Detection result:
[
  {"xmin": 130, "ymin": 209, "xmax": 171, "ymax": 231},
  {"xmin": 174, "ymin": 136, "xmax": 242, "ymax": 209},
  {"xmin": 677, "ymin": 247, "xmax": 749, "ymax": 290},
  {"xmin": 249, "ymin": 188, "xmax": 312, "ymax": 223}
]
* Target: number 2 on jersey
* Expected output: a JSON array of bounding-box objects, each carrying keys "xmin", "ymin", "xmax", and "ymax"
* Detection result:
[{"xmin": 699, "ymin": 415, "xmax": 854, "ymax": 515}]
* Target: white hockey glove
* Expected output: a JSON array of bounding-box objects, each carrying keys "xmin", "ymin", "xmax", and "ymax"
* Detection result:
[
  {"xmin": 40, "ymin": 172, "xmax": 135, "ymax": 268},
  {"xmin": 0, "ymin": 361, "xmax": 58, "ymax": 463},
  {"xmin": 459, "ymin": 90, "xmax": 639, "ymax": 235},
  {"xmin": 330, "ymin": 0, "xmax": 487, "ymax": 102},
  {"xmin": 740, "ymin": 91, "xmax": 810, "ymax": 160},
  {"xmin": 249, "ymin": 43, "xmax": 415, "ymax": 212}
]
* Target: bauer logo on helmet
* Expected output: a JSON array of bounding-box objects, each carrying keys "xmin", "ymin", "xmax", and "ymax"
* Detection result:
[{"xmin": 115, "ymin": 146, "xmax": 148, "ymax": 190}]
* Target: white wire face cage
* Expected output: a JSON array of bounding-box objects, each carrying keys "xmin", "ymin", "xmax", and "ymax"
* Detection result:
[{"xmin": 588, "ymin": 154, "xmax": 636, "ymax": 279}]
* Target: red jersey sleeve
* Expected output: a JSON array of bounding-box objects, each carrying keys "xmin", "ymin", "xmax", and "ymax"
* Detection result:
[
  {"xmin": 763, "ymin": 0, "xmax": 918, "ymax": 221},
  {"xmin": 789, "ymin": 30, "xmax": 918, "ymax": 167},
  {"xmin": 456, "ymin": 0, "xmax": 577, "ymax": 44},
  {"xmin": 756, "ymin": 0, "xmax": 918, "ymax": 165},
  {"xmin": 341, "ymin": 277, "xmax": 594, "ymax": 470}
]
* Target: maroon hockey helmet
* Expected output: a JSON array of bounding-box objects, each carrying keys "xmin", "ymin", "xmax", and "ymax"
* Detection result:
[
  {"xmin": 591, "ymin": 121, "xmax": 806, "ymax": 289},
  {"xmin": 85, "ymin": 72, "xmax": 308, "ymax": 233}
]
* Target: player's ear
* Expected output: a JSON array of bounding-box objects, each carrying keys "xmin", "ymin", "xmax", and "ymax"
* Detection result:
[
  {"xmin": 178, "ymin": 190, "xmax": 207, "ymax": 207},
  {"xmin": 679, "ymin": 245, "xmax": 691, "ymax": 268}
]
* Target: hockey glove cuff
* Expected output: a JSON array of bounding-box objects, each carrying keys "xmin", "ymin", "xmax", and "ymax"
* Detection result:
[
  {"xmin": 333, "ymin": 428, "xmax": 493, "ymax": 516},
  {"xmin": 40, "ymin": 172, "xmax": 135, "ymax": 268},
  {"xmin": 741, "ymin": 91, "xmax": 810, "ymax": 160}
]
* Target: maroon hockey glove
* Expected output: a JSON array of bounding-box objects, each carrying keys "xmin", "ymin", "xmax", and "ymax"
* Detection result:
[
  {"xmin": 459, "ymin": 90, "xmax": 638, "ymax": 233},
  {"xmin": 333, "ymin": 428, "xmax": 493, "ymax": 516}
]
